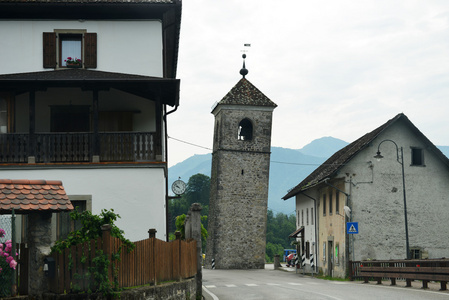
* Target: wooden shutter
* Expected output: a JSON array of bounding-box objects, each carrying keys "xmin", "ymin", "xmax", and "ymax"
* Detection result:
[
  {"xmin": 43, "ymin": 32, "xmax": 56, "ymax": 68},
  {"xmin": 84, "ymin": 33, "xmax": 97, "ymax": 68}
]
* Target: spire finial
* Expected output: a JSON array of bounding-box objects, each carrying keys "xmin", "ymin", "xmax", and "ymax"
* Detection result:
[{"xmin": 240, "ymin": 54, "xmax": 248, "ymax": 78}]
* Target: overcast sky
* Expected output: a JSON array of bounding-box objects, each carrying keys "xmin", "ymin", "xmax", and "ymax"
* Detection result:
[{"xmin": 167, "ymin": 0, "xmax": 449, "ymax": 168}]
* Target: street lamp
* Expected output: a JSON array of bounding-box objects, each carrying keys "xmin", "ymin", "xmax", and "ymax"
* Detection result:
[{"xmin": 374, "ymin": 139, "xmax": 410, "ymax": 260}]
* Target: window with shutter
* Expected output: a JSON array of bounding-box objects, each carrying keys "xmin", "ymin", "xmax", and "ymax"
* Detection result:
[
  {"xmin": 43, "ymin": 31, "xmax": 97, "ymax": 69},
  {"xmin": 43, "ymin": 32, "xmax": 56, "ymax": 68},
  {"xmin": 84, "ymin": 33, "xmax": 97, "ymax": 68}
]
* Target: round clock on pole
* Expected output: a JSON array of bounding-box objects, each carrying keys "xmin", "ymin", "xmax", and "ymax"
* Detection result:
[{"xmin": 172, "ymin": 178, "xmax": 186, "ymax": 195}]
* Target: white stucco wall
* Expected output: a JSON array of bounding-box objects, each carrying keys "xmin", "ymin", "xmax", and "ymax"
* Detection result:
[
  {"xmin": 340, "ymin": 120, "xmax": 449, "ymax": 261},
  {"xmin": 0, "ymin": 20, "xmax": 163, "ymax": 76},
  {"xmin": 4, "ymin": 167, "xmax": 166, "ymax": 242},
  {"xmin": 295, "ymin": 193, "xmax": 317, "ymax": 270}
]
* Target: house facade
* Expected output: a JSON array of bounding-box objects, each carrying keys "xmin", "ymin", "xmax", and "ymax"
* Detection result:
[
  {"xmin": 283, "ymin": 113, "xmax": 449, "ymax": 278},
  {"xmin": 0, "ymin": 0, "xmax": 182, "ymax": 242}
]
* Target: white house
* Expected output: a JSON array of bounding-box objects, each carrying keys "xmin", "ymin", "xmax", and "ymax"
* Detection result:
[
  {"xmin": 0, "ymin": 0, "xmax": 182, "ymax": 242},
  {"xmin": 283, "ymin": 113, "xmax": 449, "ymax": 278}
]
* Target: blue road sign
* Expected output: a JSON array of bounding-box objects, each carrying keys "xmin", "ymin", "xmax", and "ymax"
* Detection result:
[{"xmin": 347, "ymin": 222, "xmax": 359, "ymax": 234}]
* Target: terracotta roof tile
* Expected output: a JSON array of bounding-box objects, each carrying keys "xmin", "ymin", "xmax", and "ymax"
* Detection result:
[{"xmin": 0, "ymin": 179, "xmax": 73, "ymax": 213}]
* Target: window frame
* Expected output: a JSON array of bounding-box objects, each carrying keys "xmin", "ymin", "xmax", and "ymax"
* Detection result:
[
  {"xmin": 410, "ymin": 248, "xmax": 422, "ymax": 259},
  {"xmin": 336, "ymin": 192, "xmax": 340, "ymax": 214},
  {"xmin": 410, "ymin": 147, "xmax": 425, "ymax": 166},
  {"xmin": 322, "ymin": 194, "xmax": 326, "ymax": 216},
  {"xmin": 329, "ymin": 191, "xmax": 333, "ymax": 215},
  {"xmin": 59, "ymin": 33, "xmax": 83, "ymax": 67}
]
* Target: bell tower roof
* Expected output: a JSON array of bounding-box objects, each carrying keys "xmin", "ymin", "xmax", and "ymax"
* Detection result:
[{"xmin": 216, "ymin": 77, "xmax": 277, "ymax": 109}]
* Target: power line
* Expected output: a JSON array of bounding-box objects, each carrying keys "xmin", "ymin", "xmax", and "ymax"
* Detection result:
[
  {"xmin": 168, "ymin": 136, "xmax": 349, "ymax": 167},
  {"xmin": 271, "ymin": 160, "xmax": 324, "ymax": 166},
  {"xmin": 168, "ymin": 136, "xmax": 212, "ymax": 151}
]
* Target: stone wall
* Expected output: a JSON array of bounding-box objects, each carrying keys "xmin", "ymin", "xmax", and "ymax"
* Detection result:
[
  {"xmin": 42, "ymin": 278, "xmax": 197, "ymax": 300},
  {"xmin": 207, "ymin": 103, "xmax": 274, "ymax": 270},
  {"xmin": 27, "ymin": 211, "xmax": 53, "ymax": 298}
]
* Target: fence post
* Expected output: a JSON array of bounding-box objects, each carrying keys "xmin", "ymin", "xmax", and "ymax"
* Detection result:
[
  {"xmin": 349, "ymin": 261, "xmax": 353, "ymax": 281},
  {"xmin": 148, "ymin": 228, "xmax": 157, "ymax": 239},
  {"xmin": 101, "ymin": 224, "xmax": 113, "ymax": 285},
  {"xmin": 189, "ymin": 203, "xmax": 203, "ymax": 300},
  {"xmin": 274, "ymin": 255, "xmax": 280, "ymax": 270},
  {"xmin": 175, "ymin": 231, "xmax": 182, "ymax": 281},
  {"xmin": 148, "ymin": 228, "xmax": 157, "ymax": 285}
]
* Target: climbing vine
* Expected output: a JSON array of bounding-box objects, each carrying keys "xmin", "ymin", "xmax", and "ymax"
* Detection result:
[{"xmin": 51, "ymin": 209, "xmax": 134, "ymax": 298}]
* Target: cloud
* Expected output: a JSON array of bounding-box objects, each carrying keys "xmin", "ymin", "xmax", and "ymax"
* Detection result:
[{"xmin": 169, "ymin": 0, "xmax": 449, "ymax": 166}]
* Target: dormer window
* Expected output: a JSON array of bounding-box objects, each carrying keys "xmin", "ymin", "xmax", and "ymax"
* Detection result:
[{"xmin": 238, "ymin": 118, "xmax": 253, "ymax": 141}]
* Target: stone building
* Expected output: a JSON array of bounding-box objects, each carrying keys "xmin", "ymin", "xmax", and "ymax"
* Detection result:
[
  {"xmin": 206, "ymin": 59, "xmax": 277, "ymax": 269},
  {"xmin": 283, "ymin": 113, "xmax": 449, "ymax": 278}
]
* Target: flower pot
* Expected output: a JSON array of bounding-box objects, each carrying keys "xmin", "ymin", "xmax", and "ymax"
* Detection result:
[{"xmin": 66, "ymin": 64, "xmax": 81, "ymax": 68}]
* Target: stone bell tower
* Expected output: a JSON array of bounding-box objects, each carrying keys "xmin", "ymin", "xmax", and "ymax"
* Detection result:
[{"xmin": 206, "ymin": 55, "xmax": 277, "ymax": 269}]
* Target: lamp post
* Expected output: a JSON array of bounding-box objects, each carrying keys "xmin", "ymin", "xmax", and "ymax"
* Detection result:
[{"xmin": 374, "ymin": 139, "xmax": 410, "ymax": 260}]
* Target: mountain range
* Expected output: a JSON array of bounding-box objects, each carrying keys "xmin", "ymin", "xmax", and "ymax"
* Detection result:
[{"xmin": 168, "ymin": 137, "xmax": 449, "ymax": 215}]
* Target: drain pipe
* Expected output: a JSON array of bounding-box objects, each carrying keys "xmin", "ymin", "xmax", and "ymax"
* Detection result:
[{"xmin": 163, "ymin": 103, "xmax": 178, "ymax": 241}]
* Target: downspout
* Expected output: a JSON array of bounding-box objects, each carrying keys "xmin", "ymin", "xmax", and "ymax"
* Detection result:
[
  {"xmin": 300, "ymin": 192, "xmax": 318, "ymax": 274},
  {"xmin": 163, "ymin": 103, "xmax": 178, "ymax": 241}
]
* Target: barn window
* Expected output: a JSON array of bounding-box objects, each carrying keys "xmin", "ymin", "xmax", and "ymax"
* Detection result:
[
  {"xmin": 411, "ymin": 147, "xmax": 424, "ymax": 166},
  {"xmin": 238, "ymin": 118, "xmax": 253, "ymax": 140}
]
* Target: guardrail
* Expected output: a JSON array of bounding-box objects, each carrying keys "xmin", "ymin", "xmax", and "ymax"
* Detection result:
[{"xmin": 350, "ymin": 259, "xmax": 449, "ymax": 290}]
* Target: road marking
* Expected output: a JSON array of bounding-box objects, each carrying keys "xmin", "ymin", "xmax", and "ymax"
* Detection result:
[
  {"xmin": 226, "ymin": 284, "xmax": 237, "ymax": 287},
  {"xmin": 202, "ymin": 285, "xmax": 219, "ymax": 300},
  {"xmin": 245, "ymin": 283, "xmax": 258, "ymax": 287},
  {"xmin": 331, "ymin": 281, "xmax": 348, "ymax": 284},
  {"xmin": 288, "ymin": 282, "xmax": 303, "ymax": 286},
  {"xmin": 205, "ymin": 285, "xmax": 216, "ymax": 288},
  {"xmin": 267, "ymin": 283, "xmax": 281, "ymax": 286}
]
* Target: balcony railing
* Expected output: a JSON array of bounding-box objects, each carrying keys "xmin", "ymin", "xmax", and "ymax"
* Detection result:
[{"xmin": 0, "ymin": 132, "xmax": 159, "ymax": 163}]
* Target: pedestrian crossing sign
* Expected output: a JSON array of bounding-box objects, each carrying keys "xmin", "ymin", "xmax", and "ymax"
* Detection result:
[{"xmin": 347, "ymin": 222, "xmax": 359, "ymax": 234}]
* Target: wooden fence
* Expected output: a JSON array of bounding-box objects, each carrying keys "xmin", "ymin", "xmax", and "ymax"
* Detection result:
[
  {"xmin": 349, "ymin": 259, "xmax": 449, "ymax": 290},
  {"xmin": 48, "ymin": 228, "xmax": 197, "ymax": 294}
]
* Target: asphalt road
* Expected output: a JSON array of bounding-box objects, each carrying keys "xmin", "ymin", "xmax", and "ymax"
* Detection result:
[{"xmin": 202, "ymin": 264, "xmax": 449, "ymax": 300}]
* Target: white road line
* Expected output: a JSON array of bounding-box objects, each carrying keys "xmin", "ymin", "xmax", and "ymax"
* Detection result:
[
  {"xmin": 202, "ymin": 285, "xmax": 219, "ymax": 300},
  {"xmin": 245, "ymin": 283, "xmax": 258, "ymax": 287},
  {"xmin": 287, "ymin": 282, "xmax": 303, "ymax": 286},
  {"xmin": 205, "ymin": 285, "xmax": 216, "ymax": 288},
  {"xmin": 266, "ymin": 283, "xmax": 281, "ymax": 286},
  {"xmin": 226, "ymin": 284, "xmax": 237, "ymax": 287}
]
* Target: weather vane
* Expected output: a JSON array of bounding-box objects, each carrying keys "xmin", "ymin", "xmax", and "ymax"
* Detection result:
[{"xmin": 240, "ymin": 43, "xmax": 251, "ymax": 78}]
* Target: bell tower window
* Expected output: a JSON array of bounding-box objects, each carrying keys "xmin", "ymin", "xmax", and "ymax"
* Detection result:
[{"xmin": 238, "ymin": 118, "xmax": 253, "ymax": 141}]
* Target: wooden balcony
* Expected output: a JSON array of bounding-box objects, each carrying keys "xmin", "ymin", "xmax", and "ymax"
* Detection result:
[{"xmin": 0, "ymin": 132, "xmax": 160, "ymax": 163}]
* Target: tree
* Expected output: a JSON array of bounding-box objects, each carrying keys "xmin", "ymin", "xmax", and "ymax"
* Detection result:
[
  {"xmin": 265, "ymin": 209, "xmax": 296, "ymax": 262},
  {"xmin": 184, "ymin": 174, "xmax": 210, "ymax": 210},
  {"xmin": 168, "ymin": 173, "xmax": 211, "ymax": 238}
]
